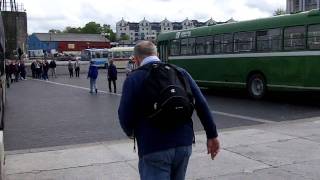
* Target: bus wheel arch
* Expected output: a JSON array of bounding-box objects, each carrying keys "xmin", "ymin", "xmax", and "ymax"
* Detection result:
[{"xmin": 246, "ymin": 71, "xmax": 267, "ymax": 99}]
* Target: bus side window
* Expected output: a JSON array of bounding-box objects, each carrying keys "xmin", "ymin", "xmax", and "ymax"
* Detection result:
[
  {"xmin": 96, "ymin": 52, "xmax": 101, "ymax": 58},
  {"xmin": 196, "ymin": 37, "xmax": 206, "ymax": 55},
  {"xmin": 256, "ymin": 28, "xmax": 282, "ymax": 52},
  {"xmin": 188, "ymin": 38, "xmax": 196, "ymax": 55},
  {"xmin": 170, "ymin": 40, "xmax": 180, "ymax": 56},
  {"xmin": 214, "ymin": 35, "xmax": 222, "ymax": 54},
  {"xmin": 308, "ymin": 24, "xmax": 320, "ymax": 50},
  {"xmin": 103, "ymin": 51, "xmax": 108, "ymax": 58},
  {"xmin": 284, "ymin": 26, "xmax": 306, "ymax": 51},
  {"xmin": 222, "ymin": 34, "xmax": 233, "ymax": 53},
  {"xmin": 205, "ymin": 36, "xmax": 213, "ymax": 54},
  {"xmin": 234, "ymin": 32, "xmax": 255, "ymax": 53},
  {"xmin": 180, "ymin": 39, "xmax": 188, "ymax": 55}
]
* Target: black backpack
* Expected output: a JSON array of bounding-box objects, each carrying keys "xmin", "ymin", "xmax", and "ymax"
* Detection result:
[{"xmin": 138, "ymin": 63, "xmax": 195, "ymax": 130}]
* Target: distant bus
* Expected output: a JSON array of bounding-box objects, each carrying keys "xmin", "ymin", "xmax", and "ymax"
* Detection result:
[
  {"xmin": 108, "ymin": 47, "xmax": 134, "ymax": 69},
  {"xmin": 81, "ymin": 49, "xmax": 109, "ymax": 68},
  {"xmin": 157, "ymin": 10, "xmax": 320, "ymax": 99},
  {"xmin": 28, "ymin": 49, "xmax": 44, "ymax": 59}
]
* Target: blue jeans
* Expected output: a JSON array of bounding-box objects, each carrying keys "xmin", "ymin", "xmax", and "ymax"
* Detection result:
[
  {"xmin": 138, "ymin": 146, "xmax": 192, "ymax": 180},
  {"xmin": 90, "ymin": 78, "xmax": 97, "ymax": 92}
]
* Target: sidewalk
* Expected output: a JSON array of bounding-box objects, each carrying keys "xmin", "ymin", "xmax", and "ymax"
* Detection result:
[{"xmin": 4, "ymin": 117, "xmax": 320, "ymax": 180}]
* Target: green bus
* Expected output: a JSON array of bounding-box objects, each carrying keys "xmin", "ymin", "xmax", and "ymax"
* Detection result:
[{"xmin": 157, "ymin": 10, "xmax": 320, "ymax": 99}]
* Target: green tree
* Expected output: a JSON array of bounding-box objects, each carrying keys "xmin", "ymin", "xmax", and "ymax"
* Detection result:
[
  {"xmin": 58, "ymin": 22, "xmax": 117, "ymax": 41},
  {"xmin": 119, "ymin": 34, "xmax": 130, "ymax": 41},
  {"xmin": 101, "ymin": 24, "xmax": 116, "ymax": 42},
  {"xmin": 81, "ymin": 22, "xmax": 101, "ymax": 34},
  {"xmin": 63, "ymin": 26, "xmax": 82, "ymax": 33},
  {"xmin": 274, "ymin": 8, "xmax": 286, "ymax": 16},
  {"xmin": 48, "ymin": 29, "xmax": 61, "ymax": 34}
]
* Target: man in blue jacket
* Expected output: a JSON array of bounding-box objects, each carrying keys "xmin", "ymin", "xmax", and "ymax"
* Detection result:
[
  {"xmin": 87, "ymin": 61, "xmax": 98, "ymax": 93},
  {"xmin": 118, "ymin": 41, "xmax": 220, "ymax": 180}
]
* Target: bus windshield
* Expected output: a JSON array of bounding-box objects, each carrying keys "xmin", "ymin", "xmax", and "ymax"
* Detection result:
[
  {"xmin": 81, "ymin": 49, "xmax": 109, "ymax": 68},
  {"xmin": 108, "ymin": 47, "xmax": 134, "ymax": 69}
]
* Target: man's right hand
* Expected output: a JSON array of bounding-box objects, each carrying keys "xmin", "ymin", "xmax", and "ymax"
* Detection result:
[{"xmin": 207, "ymin": 137, "xmax": 220, "ymax": 160}]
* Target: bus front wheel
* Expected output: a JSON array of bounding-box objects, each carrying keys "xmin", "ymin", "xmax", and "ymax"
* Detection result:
[{"xmin": 247, "ymin": 73, "xmax": 266, "ymax": 100}]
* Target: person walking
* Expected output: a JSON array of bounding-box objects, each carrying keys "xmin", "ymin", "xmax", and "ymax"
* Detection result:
[
  {"xmin": 42, "ymin": 60, "xmax": 49, "ymax": 80},
  {"xmin": 35, "ymin": 60, "xmax": 42, "ymax": 79},
  {"xmin": 8, "ymin": 61, "xmax": 15, "ymax": 83},
  {"xmin": 5, "ymin": 60, "xmax": 11, "ymax": 88},
  {"xmin": 107, "ymin": 60, "xmax": 117, "ymax": 93},
  {"xmin": 19, "ymin": 60, "xmax": 26, "ymax": 80},
  {"xmin": 14, "ymin": 61, "xmax": 20, "ymax": 82},
  {"xmin": 126, "ymin": 56, "xmax": 136, "ymax": 76},
  {"xmin": 49, "ymin": 59, "xmax": 57, "ymax": 78},
  {"xmin": 31, "ymin": 61, "xmax": 36, "ymax": 78},
  {"xmin": 118, "ymin": 41, "xmax": 220, "ymax": 180},
  {"xmin": 68, "ymin": 60, "xmax": 74, "ymax": 78},
  {"xmin": 87, "ymin": 61, "xmax": 98, "ymax": 94},
  {"xmin": 74, "ymin": 59, "xmax": 80, "ymax": 77}
]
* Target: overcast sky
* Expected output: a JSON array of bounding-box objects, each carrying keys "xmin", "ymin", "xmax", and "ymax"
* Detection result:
[{"xmin": 19, "ymin": 0, "xmax": 286, "ymax": 33}]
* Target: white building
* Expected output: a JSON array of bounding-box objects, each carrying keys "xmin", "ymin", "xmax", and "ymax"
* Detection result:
[
  {"xmin": 115, "ymin": 17, "xmax": 235, "ymax": 44},
  {"xmin": 160, "ymin": 18, "xmax": 173, "ymax": 32},
  {"xmin": 287, "ymin": 0, "xmax": 320, "ymax": 13},
  {"xmin": 181, "ymin": 18, "xmax": 194, "ymax": 30}
]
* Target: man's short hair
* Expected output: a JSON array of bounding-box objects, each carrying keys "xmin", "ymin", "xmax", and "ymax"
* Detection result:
[{"xmin": 134, "ymin": 41, "xmax": 157, "ymax": 57}]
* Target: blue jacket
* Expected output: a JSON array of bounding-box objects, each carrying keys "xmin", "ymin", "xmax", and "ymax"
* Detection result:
[
  {"xmin": 87, "ymin": 65, "xmax": 98, "ymax": 79},
  {"xmin": 118, "ymin": 61, "xmax": 218, "ymax": 157}
]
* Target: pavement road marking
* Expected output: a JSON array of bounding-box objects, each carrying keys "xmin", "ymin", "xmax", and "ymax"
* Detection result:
[
  {"xmin": 32, "ymin": 79, "xmax": 122, "ymax": 96},
  {"xmin": 211, "ymin": 110, "xmax": 276, "ymax": 124},
  {"xmin": 32, "ymin": 79, "xmax": 275, "ymax": 123}
]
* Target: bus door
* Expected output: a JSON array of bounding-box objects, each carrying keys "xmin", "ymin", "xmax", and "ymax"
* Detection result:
[{"xmin": 159, "ymin": 41, "xmax": 169, "ymax": 63}]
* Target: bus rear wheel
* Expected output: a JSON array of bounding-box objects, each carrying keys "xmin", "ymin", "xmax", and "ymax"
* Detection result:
[{"xmin": 247, "ymin": 74, "xmax": 266, "ymax": 100}]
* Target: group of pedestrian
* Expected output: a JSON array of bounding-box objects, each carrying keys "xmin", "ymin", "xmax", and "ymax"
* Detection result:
[
  {"xmin": 31, "ymin": 60, "xmax": 56, "ymax": 80},
  {"xmin": 5, "ymin": 60, "xmax": 26, "ymax": 87},
  {"xmin": 68, "ymin": 60, "xmax": 81, "ymax": 78}
]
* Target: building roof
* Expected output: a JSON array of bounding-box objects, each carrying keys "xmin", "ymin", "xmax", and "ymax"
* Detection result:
[{"xmin": 33, "ymin": 33, "xmax": 110, "ymax": 42}]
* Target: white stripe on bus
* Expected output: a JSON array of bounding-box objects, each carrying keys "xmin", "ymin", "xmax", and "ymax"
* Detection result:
[
  {"xmin": 196, "ymin": 80, "xmax": 320, "ymax": 91},
  {"xmin": 196, "ymin": 80, "xmax": 246, "ymax": 86},
  {"xmin": 168, "ymin": 51, "xmax": 320, "ymax": 60}
]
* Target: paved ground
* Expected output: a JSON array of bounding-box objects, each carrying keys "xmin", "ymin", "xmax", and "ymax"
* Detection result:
[
  {"xmin": 4, "ymin": 72, "xmax": 320, "ymax": 151},
  {"xmin": 5, "ymin": 118, "xmax": 320, "ymax": 179}
]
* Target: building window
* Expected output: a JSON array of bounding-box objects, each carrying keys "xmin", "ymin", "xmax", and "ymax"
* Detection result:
[
  {"xmin": 68, "ymin": 44, "xmax": 75, "ymax": 49},
  {"xmin": 257, "ymin": 28, "xmax": 282, "ymax": 52},
  {"xmin": 293, "ymin": 0, "xmax": 300, "ymax": 12},
  {"xmin": 120, "ymin": 28, "xmax": 122, "ymax": 31},
  {"xmin": 308, "ymin": 24, "xmax": 320, "ymax": 49},
  {"xmin": 234, "ymin": 32, "xmax": 255, "ymax": 53},
  {"xmin": 305, "ymin": 0, "xmax": 318, "ymax": 10},
  {"xmin": 284, "ymin": 26, "xmax": 306, "ymax": 51}
]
